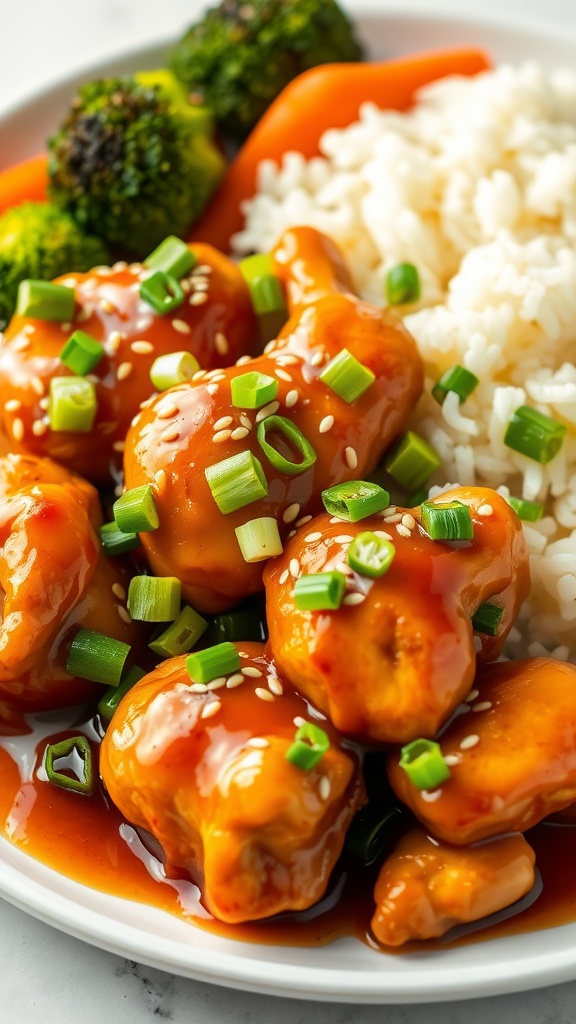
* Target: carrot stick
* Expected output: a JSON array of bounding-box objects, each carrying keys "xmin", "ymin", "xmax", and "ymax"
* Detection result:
[
  {"xmin": 0, "ymin": 154, "xmax": 49, "ymax": 214},
  {"xmin": 190, "ymin": 48, "xmax": 491, "ymax": 253}
]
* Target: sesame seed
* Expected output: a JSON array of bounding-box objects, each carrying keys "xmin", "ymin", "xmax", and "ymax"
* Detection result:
[
  {"xmin": 345, "ymin": 447, "xmax": 358, "ymax": 469},
  {"xmin": 231, "ymin": 426, "xmax": 250, "ymax": 441},
  {"xmin": 32, "ymin": 419, "xmax": 48, "ymax": 437},
  {"xmin": 293, "ymin": 716, "xmax": 307, "ymax": 728},
  {"xmin": 190, "ymin": 683, "xmax": 208, "ymax": 693},
  {"xmin": 402, "ymin": 513, "xmax": 416, "ymax": 530},
  {"xmin": 421, "ymin": 789, "xmax": 443, "ymax": 803},
  {"xmin": 5, "ymin": 399, "xmax": 21, "ymax": 412},
  {"xmin": 206, "ymin": 676, "xmax": 226, "ymax": 690},
  {"xmin": 285, "ymin": 389, "xmax": 299, "ymax": 408},
  {"xmin": 373, "ymin": 530, "xmax": 393, "ymax": 540},
  {"xmin": 279, "ymin": 569, "xmax": 290, "ymax": 585},
  {"xmin": 194, "ymin": 264, "xmax": 212, "ymax": 276},
  {"xmin": 13, "ymin": 337, "xmax": 31, "ymax": 352},
  {"xmin": 112, "ymin": 261, "xmax": 128, "ymax": 272},
  {"xmin": 226, "ymin": 672, "xmax": 244, "ymax": 689},
  {"xmin": 117, "ymin": 606, "xmax": 132, "ymax": 624},
  {"xmin": 131, "ymin": 340, "xmax": 154, "ymax": 355},
  {"xmin": 478, "ymin": 503, "xmax": 494, "ymax": 517},
  {"xmin": 131, "ymin": 414, "xmax": 141, "ymax": 428},
  {"xmin": 30, "ymin": 376, "xmax": 45, "ymax": 396},
  {"xmin": 112, "ymin": 440, "xmax": 125, "ymax": 453},
  {"xmin": 444, "ymin": 754, "xmax": 462, "ymax": 767},
  {"xmin": 384, "ymin": 513, "xmax": 403, "ymax": 524},
  {"xmin": 295, "ymin": 515, "xmax": 312, "ymax": 527},
  {"xmin": 236, "ymin": 355, "xmax": 252, "ymax": 366},
  {"xmin": 319, "ymin": 415, "xmax": 334, "ymax": 434},
  {"xmin": 190, "ymin": 292, "xmax": 208, "ymax": 306},
  {"xmin": 12, "ymin": 418, "xmax": 24, "ymax": 441},
  {"xmin": 267, "ymin": 675, "xmax": 283, "ymax": 696},
  {"xmin": 157, "ymin": 402, "xmax": 179, "ymax": 420},
  {"xmin": 207, "ymin": 383, "xmax": 218, "ymax": 395},
  {"xmin": 112, "ymin": 582, "xmax": 126, "ymax": 601},
  {"xmin": 192, "ymin": 369, "xmax": 206, "ymax": 381},
  {"xmin": 214, "ymin": 415, "xmax": 233, "ymax": 431},
  {"xmin": 172, "ymin": 318, "xmax": 191, "ymax": 335},
  {"xmin": 289, "ymin": 558, "xmax": 300, "ymax": 578},
  {"xmin": 472, "ymin": 701, "xmax": 493, "ymax": 712},
  {"xmin": 396, "ymin": 524, "xmax": 412, "ymax": 539},
  {"xmin": 264, "ymin": 340, "xmax": 276, "ymax": 354},
  {"xmin": 106, "ymin": 331, "xmax": 123, "ymax": 354},
  {"xmin": 215, "ymin": 332, "xmax": 229, "ymax": 355},
  {"xmin": 212, "ymin": 429, "xmax": 232, "ymax": 443},
  {"xmin": 160, "ymin": 426, "xmax": 180, "ymax": 443},
  {"xmin": 288, "ymin": 530, "xmax": 296, "ymax": 538},
  {"xmin": 239, "ymin": 414, "xmax": 252, "ymax": 430},
  {"xmin": 94, "ymin": 266, "xmax": 112, "ymax": 277},
  {"xmin": 241, "ymin": 666, "xmax": 262, "ymax": 678},
  {"xmin": 465, "ymin": 689, "xmax": 479, "ymax": 702},
  {"xmin": 319, "ymin": 776, "xmax": 331, "ymax": 801},
  {"xmin": 201, "ymin": 700, "xmax": 222, "ymax": 719},
  {"xmin": 247, "ymin": 737, "xmax": 269, "ymax": 749},
  {"xmin": 329, "ymin": 516, "xmax": 344, "ymax": 524},
  {"xmin": 473, "ymin": 635, "xmax": 483, "ymax": 654},
  {"xmin": 255, "ymin": 687, "xmax": 275, "ymax": 703},
  {"xmin": 136, "ymin": 317, "xmax": 152, "ymax": 332},
  {"xmin": 39, "ymin": 397, "xmax": 50, "ymax": 411},
  {"xmin": 311, "ymin": 351, "xmax": 325, "ymax": 367},
  {"xmin": 209, "ymin": 373, "xmax": 226, "ymax": 383},
  {"xmin": 155, "ymin": 469, "xmax": 167, "ymax": 493},
  {"xmin": 275, "ymin": 369, "xmax": 292, "ymax": 382},
  {"xmin": 334, "ymin": 535, "xmax": 352, "ymax": 544},
  {"xmin": 459, "ymin": 734, "xmax": 480, "ymax": 750},
  {"xmin": 255, "ymin": 401, "xmax": 280, "ymax": 423},
  {"xmin": 343, "ymin": 592, "xmax": 366, "ymax": 606},
  {"xmin": 193, "ymin": 279, "xmax": 210, "ymax": 292},
  {"xmin": 276, "ymin": 354, "xmax": 298, "ymax": 366},
  {"xmin": 100, "ymin": 298, "xmax": 115, "ymax": 314},
  {"xmin": 283, "ymin": 503, "xmax": 300, "ymax": 524},
  {"xmin": 117, "ymin": 362, "xmax": 133, "ymax": 381},
  {"xmin": 305, "ymin": 532, "xmax": 323, "ymax": 543}
]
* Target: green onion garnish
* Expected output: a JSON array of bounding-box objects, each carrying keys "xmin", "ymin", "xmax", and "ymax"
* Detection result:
[
  {"xmin": 149, "ymin": 605, "xmax": 208, "ymax": 657},
  {"xmin": 60, "ymin": 330, "xmax": 103, "ymax": 376},
  {"xmin": 230, "ymin": 371, "xmax": 278, "ymax": 409},
  {"xmin": 508, "ymin": 496, "xmax": 544, "ymax": 522},
  {"xmin": 239, "ymin": 254, "xmax": 286, "ymax": 315},
  {"xmin": 113, "ymin": 484, "xmax": 159, "ymax": 533},
  {"xmin": 66, "ymin": 628, "xmax": 131, "ymax": 687},
  {"xmin": 150, "ymin": 351, "xmax": 199, "ymax": 391},
  {"xmin": 399, "ymin": 738, "xmax": 451, "ymax": 790},
  {"xmin": 321, "ymin": 481, "xmax": 390, "ymax": 522},
  {"xmin": 144, "ymin": 236, "xmax": 196, "ymax": 279},
  {"xmin": 293, "ymin": 571, "xmax": 346, "ymax": 611},
  {"xmin": 285, "ymin": 722, "xmax": 330, "ymax": 771},
  {"xmin": 186, "ymin": 641, "xmax": 240, "ymax": 684},
  {"xmin": 99, "ymin": 521, "xmax": 141, "ymax": 556},
  {"xmin": 386, "ymin": 263, "xmax": 420, "ymax": 305},
  {"xmin": 472, "ymin": 601, "xmax": 504, "ymax": 636},
  {"xmin": 319, "ymin": 348, "xmax": 375, "ymax": 404},
  {"xmin": 127, "ymin": 575, "xmax": 181, "ymax": 622},
  {"xmin": 408, "ymin": 488, "xmax": 428, "ymax": 507},
  {"xmin": 205, "ymin": 450, "xmax": 268, "ymax": 514},
  {"xmin": 421, "ymin": 499, "xmax": 474, "ymax": 542},
  {"xmin": 504, "ymin": 405, "xmax": 567, "ymax": 464},
  {"xmin": 139, "ymin": 271, "xmax": 185, "ymax": 315},
  {"xmin": 44, "ymin": 736, "xmax": 93, "ymax": 795},
  {"xmin": 345, "ymin": 804, "xmax": 405, "ymax": 866},
  {"xmin": 49, "ymin": 376, "xmax": 97, "ymax": 433},
  {"xmin": 235, "ymin": 516, "xmax": 283, "ymax": 562},
  {"xmin": 347, "ymin": 531, "xmax": 395, "ymax": 578},
  {"xmin": 257, "ymin": 415, "xmax": 316, "ymax": 476},
  {"xmin": 98, "ymin": 666, "xmax": 146, "ymax": 723},
  {"xmin": 204, "ymin": 608, "xmax": 267, "ymax": 645},
  {"xmin": 385, "ymin": 431, "xmax": 441, "ymax": 491},
  {"xmin": 432, "ymin": 365, "xmax": 479, "ymax": 405},
  {"xmin": 16, "ymin": 279, "xmax": 76, "ymax": 321}
]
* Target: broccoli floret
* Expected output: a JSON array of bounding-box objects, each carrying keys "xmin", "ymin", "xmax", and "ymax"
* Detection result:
[
  {"xmin": 169, "ymin": 0, "xmax": 363, "ymax": 143},
  {"xmin": 47, "ymin": 69, "xmax": 226, "ymax": 258},
  {"xmin": 0, "ymin": 202, "xmax": 108, "ymax": 330}
]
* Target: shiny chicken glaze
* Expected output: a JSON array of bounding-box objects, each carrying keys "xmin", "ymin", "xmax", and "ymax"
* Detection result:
[
  {"xmin": 123, "ymin": 227, "xmax": 423, "ymax": 612},
  {"xmin": 100, "ymin": 641, "xmax": 364, "ymax": 924},
  {"xmin": 264, "ymin": 486, "xmax": 529, "ymax": 743},
  {"xmin": 388, "ymin": 657, "xmax": 576, "ymax": 844},
  {"xmin": 0, "ymin": 245, "xmax": 256, "ymax": 482}
]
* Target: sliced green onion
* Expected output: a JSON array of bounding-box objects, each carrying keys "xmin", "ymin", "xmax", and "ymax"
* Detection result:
[
  {"xmin": 472, "ymin": 601, "xmax": 504, "ymax": 637},
  {"xmin": 66, "ymin": 628, "xmax": 131, "ymax": 687},
  {"xmin": 44, "ymin": 735, "xmax": 93, "ymax": 795},
  {"xmin": 239, "ymin": 254, "xmax": 286, "ymax": 315},
  {"xmin": 186, "ymin": 641, "xmax": 240, "ymax": 684},
  {"xmin": 144, "ymin": 236, "xmax": 196, "ymax": 279},
  {"xmin": 421, "ymin": 499, "xmax": 474, "ymax": 542},
  {"xmin": 347, "ymin": 531, "xmax": 395, "ymax": 578},
  {"xmin": 139, "ymin": 271, "xmax": 184, "ymax": 315},
  {"xmin": 98, "ymin": 666, "xmax": 146, "ymax": 723},
  {"xmin": 321, "ymin": 481, "xmax": 390, "ymax": 522},
  {"xmin": 149, "ymin": 605, "xmax": 208, "ymax": 657},
  {"xmin": 16, "ymin": 279, "xmax": 76, "ymax": 321},
  {"xmin": 285, "ymin": 722, "xmax": 330, "ymax": 771},
  {"xmin": 230, "ymin": 371, "xmax": 278, "ymax": 409},
  {"xmin": 99, "ymin": 521, "xmax": 141, "ymax": 556},
  {"xmin": 345, "ymin": 804, "xmax": 405, "ymax": 866},
  {"xmin": 293, "ymin": 571, "xmax": 346, "ymax": 611},
  {"xmin": 235, "ymin": 516, "xmax": 283, "ymax": 562},
  {"xmin": 508, "ymin": 496, "xmax": 544, "ymax": 522},
  {"xmin": 205, "ymin": 450, "xmax": 268, "ymax": 514},
  {"xmin": 204, "ymin": 608, "xmax": 267, "ymax": 645},
  {"xmin": 399, "ymin": 738, "xmax": 451, "ymax": 790},
  {"xmin": 319, "ymin": 348, "xmax": 375, "ymax": 404},
  {"xmin": 386, "ymin": 263, "xmax": 420, "ymax": 305},
  {"xmin": 127, "ymin": 575, "xmax": 181, "ymax": 622},
  {"xmin": 408, "ymin": 488, "xmax": 428, "ymax": 507},
  {"xmin": 113, "ymin": 484, "xmax": 159, "ymax": 533},
  {"xmin": 49, "ymin": 376, "xmax": 97, "ymax": 433},
  {"xmin": 257, "ymin": 415, "xmax": 316, "ymax": 476},
  {"xmin": 60, "ymin": 330, "xmax": 103, "ymax": 376},
  {"xmin": 150, "ymin": 351, "xmax": 199, "ymax": 391},
  {"xmin": 432, "ymin": 365, "xmax": 479, "ymax": 405},
  {"xmin": 504, "ymin": 405, "xmax": 567, "ymax": 464},
  {"xmin": 385, "ymin": 431, "xmax": 441, "ymax": 491}
]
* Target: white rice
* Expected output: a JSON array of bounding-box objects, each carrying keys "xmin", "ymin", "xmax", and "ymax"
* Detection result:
[{"xmin": 232, "ymin": 62, "xmax": 576, "ymax": 658}]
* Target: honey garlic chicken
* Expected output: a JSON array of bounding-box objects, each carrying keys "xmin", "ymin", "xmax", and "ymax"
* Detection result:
[
  {"xmin": 388, "ymin": 658, "xmax": 576, "ymax": 844},
  {"xmin": 264, "ymin": 486, "xmax": 529, "ymax": 744},
  {"xmin": 0, "ymin": 452, "xmax": 142, "ymax": 711},
  {"xmin": 123, "ymin": 227, "xmax": 423, "ymax": 612},
  {"xmin": 371, "ymin": 829, "xmax": 536, "ymax": 946},
  {"xmin": 0, "ymin": 244, "xmax": 256, "ymax": 482},
  {"xmin": 100, "ymin": 642, "xmax": 364, "ymax": 923}
]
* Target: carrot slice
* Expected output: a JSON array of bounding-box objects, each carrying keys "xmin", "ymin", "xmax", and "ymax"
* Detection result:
[
  {"xmin": 190, "ymin": 48, "xmax": 491, "ymax": 253},
  {"xmin": 0, "ymin": 154, "xmax": 49, "ymax": 214}
]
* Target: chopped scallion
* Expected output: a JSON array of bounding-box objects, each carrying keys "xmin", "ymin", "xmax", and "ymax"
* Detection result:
[
  {"xmin": 44, "ymin": 735, "xmax": 93, "ymax": 795},
  {"xmin": 139, "ymin": 271, "xmax": 184, "ymax": 315},
  {"xmin": 230, "ymin": 371, "xmax": 278, "ymax": 409},
  {"xmin": 66, "ymin": 628, "xmax": 130, "ymax": 687},
  {"xmin": 408, "ymin": 488, "xmax": 428, "ymax": 507},
  {"xmin": 508, "ymin": 496, "xmax": 544, "ymax": 522},
  {"xmin": 98, "ymin": 666, "xmax": 146, "ymax": 723},
  {"xmin": 285, "ymin": 722, "xmax": 330, "ymax": 771},
  {"xmin": 347, "ymin": 531, "xmax": 395, "ymax": 578},
  {"xmin": 235, "ymin": 517, "xmax": 283, "ymax": 562},
  {"xmin": 321, "ymin": 480, "xmax": 390, "ymax": 522},
  {"xmin": 257, "ymin": 415, "xmax": 316, "ymax": 476},
  {"xmin": 186, "ymin": 641, "xmax": 240, "ymax": 684},
  {"xmin": 399, "ymin": 738, "xmax": 450, "ymax": 790},
  {"xmin": 504, "ymin": 405, "xmax": 567, "ymax": 464},
  {"xmin": 127, "ymin": 575, "xmax": 181, "ymax": 622},
  {"xmin": 386, "ymin": 263, "xmax": 420, "ymax": 305},
  {"xmin": 385, "ymin": 431, "xmax": 441, "ymax": 491},
  {"xmin": 99, "ymin": 522, "xmax": 141, "ymax": 556},
  {"xmin": 204, "ymin": 608, "xmax": 267, "ymax": 645},
  {"xmin": 293, "ymin": 571, "xmax": 346, "ymax": 611},
  {"xmin": 149, "ymin": 605, "xmax": 208, "ymax": 657},
  {"xmin": 60, "ymin": 330, "xmax": 103, "ymax": 376},
  {"xmin": 239, "ymin": 254, "xmax": 286, "ymax": 315},
  {"xmin": 432, "ymin": 365, "xmax": 479, "ymax": 405},
  {"xmin": 319, "ymin": 348, "xmax": 375, "ymax": 404},
  {"xmin": 150, "ymin": 351, "xmax": 199, "ymax": 391},
  {"xmin": 113, "ymin": 484, "xmax": 159, "ymax": 533},
  {"xmin": 16, "ymin": 279, "xmax": 76, "ymax": 321},
  {"xmin": 421, "ymin": 499, "xmax": 474, "ymax": 542},
  {"xmin": 205, "ymin": 450, "xmax": 268, "ymax": 514},
  {"xmin": 144, "ymin": 236, "xmax": 196, "ymax": 279},
  {"xmin": 472, "ymin": 601, "xmax": 504, "ymax": 637},
  {"xmin": 345, "ymin": 804, "xmax": 405, "ymax": 866},
  {"xmin": 49, "ymin": 376, "xmax": 97, "ymax": 433}
]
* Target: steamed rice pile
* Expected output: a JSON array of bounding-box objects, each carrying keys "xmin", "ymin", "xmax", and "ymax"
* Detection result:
[{"xmin": 232, "ymin": 62, "xmax": 576, "ymax": 659}]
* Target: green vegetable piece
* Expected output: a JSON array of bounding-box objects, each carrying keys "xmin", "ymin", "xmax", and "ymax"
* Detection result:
[
  {"xmin": 204, "ymin": 608, "xmax": 267, "ymax": 645},
  {"xmin": 98, "ymin": 666, "xmax": 147, "ymax": 722},
  {"xmin": 49, "ymin": 376, "xmax": 97, "ymax": 432},
  {"xmin": 345, "ymin": 804, "xmax": 405, "ymax": 866},
  {"xmin": 127, "ymin": 575, "xmax": 181, "ymax": 622},
  {"xmin": 285, "ymin": 722, "xmax": 330, "ymax": 771},
  {"xmin": 205, "ymin": 450, "xmax": 268, "ymax": 514},
  {"xmin": 472, "ymin": 601, "xmax": 504, "ymax": 637},
  {"xmin": 399, "ymin": 739, "xmax": 451, "ymax": 790},
  {"xmin": 149, "ymin": 605, "xmax": 208, "ymax": 657},
  {"xmin": 347, "ymin": 531, "xmax": 395, "ymax": 578},
  {"xmin": 508, "ymin": 496, "xmax": 544, "ymax": 522},
  {"xmin": 140, "ymin": 271, "xmax": 184, "ymax": 315},
  {"xmin": 144, "ymin": 236, "xmax": 197, "ymax": 279},
  {"xmin": 257, "ymin": 415, "xmax": 316, "ymax": 476},
  {"xmin": 319, "ymin": 348, "xmax": 375, "ymax": 403},
  {"xmin": 321, "ymin": 480, "xmax": 390, "ymax": 522},
  {"xmin": 99, "ymin": 521, "xmax": 141, "ymax": 556},
  {"xmin": 16, "ymin": 279, "xmax": 76, "ymax": 321},
  {"xmin": 66, "ymin": 628, "xmax": 131, "ymax": 687},
  {"xmin": 386, "ymin": 263, "xmax": 420, "ymax": 305},
  {"xmin": 230, "ymin": 371, "xmax": 278, "ymax": 409},
  {"xmin": 113, "ymin": 484, "xmax": 159, "ymax": 533},
  {"xmin": 60, "ymin": 330, "xmax": 103, "ymax": 375},
  {"xmin": 44, "ymin": 735, "xmax": 93, "ymax": 795},
  {"xmin": 186, "ymin": 641, "xmax": 240, "ymax": 684},
  {"xmin": 385, "ymin": 431, "xmax": 441, "ymax": 491},
  {"xmin": 239, "ymin": 254, "xmax": 286, "ymax": 315},
  {"xmin": 432, "ymin": 365, "xmax": 479, "ymax": 405},
  {"xmin": 235, "ymin": 516, "xmax": 283, "ymax": 562},
  {"xmin": 150, "ymin": 351, "xmax": 199, "ymax": 391},
  {"xmin": 421, "ymin": 500, "xmax": 474, "ymax": 542},
  {"xmin": 293, "ymin": 571, "xmax": 346, "ymax": 611},
  {"xmin": 504, "ymin": 405, "xmax": 567, "ymax": 464}
]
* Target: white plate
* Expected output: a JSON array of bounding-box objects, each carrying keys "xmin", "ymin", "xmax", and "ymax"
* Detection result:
[{"xmin": 2, "ymin": 5, "xmax": 576, "ymax": 1004}]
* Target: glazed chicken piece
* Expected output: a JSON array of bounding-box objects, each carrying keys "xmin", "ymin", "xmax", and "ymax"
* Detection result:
[
  {"xmin": 264, "ymin": 486, "xmax": 529, "ymax": 743},
  {"xmin": 0, "ymin": 452, "xmax": 142, "ymax": 711},
  {"xmin": 100, "ymin": 641, "xmax": 364, "ymax": 924},
  {"xmin": 123, "ymin": 227, "xmax": 423, "ymax": 612},
  {"xmin": 0, "ymin": 244, "xmax": 256, "ymax": 481},
  {"xmin": 388, "ymin": 657, "xmax": 576, "ymax": 844},
  {"xmin": 371, "ymin": 829, "xmax": 536, "ymax": 946}
]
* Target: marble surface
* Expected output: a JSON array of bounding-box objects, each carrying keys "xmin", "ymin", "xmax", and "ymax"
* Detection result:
[{"xmin": 1, "ymin": 1, "xmax": 576, "ymax": 1021}]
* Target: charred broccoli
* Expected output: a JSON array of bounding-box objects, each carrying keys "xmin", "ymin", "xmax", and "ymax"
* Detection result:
[
  {"xmin": 0, "ymin": 202, "xmax": 108, "ymax": 330},
  {"xmin": 48, "ymin": 70, "xmax": 226, "ymax": 258},
  {"xmin": 169, "ymin": 0, "xmax": 363, "ymax": 143}
]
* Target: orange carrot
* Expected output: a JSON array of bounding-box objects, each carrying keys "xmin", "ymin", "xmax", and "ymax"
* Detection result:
[
  {"xmin": 0, "ymin": 154, "xmax": 49, "ymax": 214},
  {"xmin": 190, "ymin": 48, "xmax": 491, "ymax": 253}
]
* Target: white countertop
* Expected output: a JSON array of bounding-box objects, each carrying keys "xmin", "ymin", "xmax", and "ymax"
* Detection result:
[{"xmin": 1, "ymin": 1, "xmax": 576, "ymax": 1021}]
